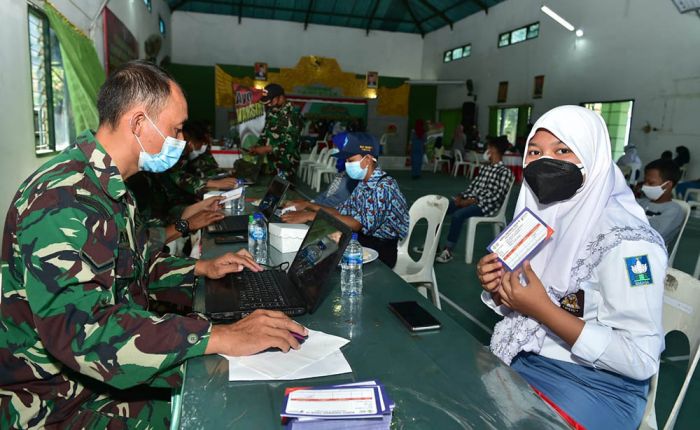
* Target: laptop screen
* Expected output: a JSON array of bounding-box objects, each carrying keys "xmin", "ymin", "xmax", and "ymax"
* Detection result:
[
  {"xmin": 288, "ymin": 210, "xmax": 352, "ymax": 313},
  {"xmin": 258, "ymin": 177, "xmax": 289, "ymax": 219}
]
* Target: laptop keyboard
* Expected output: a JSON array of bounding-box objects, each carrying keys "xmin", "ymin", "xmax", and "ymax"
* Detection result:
[{"xmin": 233, "ymin": 271, "xmax": 287, "ymax": 310}]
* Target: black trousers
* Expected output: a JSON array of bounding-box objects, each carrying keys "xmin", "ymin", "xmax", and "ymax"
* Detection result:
[{"xmin": 357, "ymin": 233, "xmax": 399, "ymax": 268}]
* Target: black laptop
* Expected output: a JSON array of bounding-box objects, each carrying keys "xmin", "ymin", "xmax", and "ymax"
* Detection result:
[
  {"xmin": 204, "ymin": 210, "xmax": 352, "ymax": 321},
  {"xmin": 208, "ymin": 176, "xmax": 290, "ymax": 234}
]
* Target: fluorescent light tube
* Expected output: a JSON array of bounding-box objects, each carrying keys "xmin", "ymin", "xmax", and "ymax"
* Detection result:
[{"xmin": 541, "ymin": 5, "xmax": 575, "ymax": 31}]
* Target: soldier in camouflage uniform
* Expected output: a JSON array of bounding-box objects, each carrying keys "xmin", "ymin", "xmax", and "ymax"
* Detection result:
[
  {"xmin": 0, "ymin": 61, "xmax": 306, "ymax": 429},
  {"xmin": 249, "ymin": 84, "xmax": 302, "ymax": 180},
  {"xmin": 165, "ymin": 120, "xmax": 238, "ymax": 197}
]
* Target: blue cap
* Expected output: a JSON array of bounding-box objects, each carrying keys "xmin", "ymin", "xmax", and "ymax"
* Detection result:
[
  {"xmin": 351, "ymin": 232, "xmax": 358, "ymax": 240},
  {"xmin": 333, "ymin": 132, "xmax": 379, "ymax": 159}
]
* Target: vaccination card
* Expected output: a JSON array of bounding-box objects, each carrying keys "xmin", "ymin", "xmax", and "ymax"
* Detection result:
[{"xmin": 487, "ymin": 208, "xmax": 554, "ymax": 271}]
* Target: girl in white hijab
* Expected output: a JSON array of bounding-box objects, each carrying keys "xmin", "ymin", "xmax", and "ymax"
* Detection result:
[{"xmin": 477, "ymin": 106, "xmax": 666, "ymax": 429}]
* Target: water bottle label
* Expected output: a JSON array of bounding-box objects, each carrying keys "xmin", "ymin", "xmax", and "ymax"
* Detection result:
[
  {"xmin": 252, "ymin": 227, "xmax": 265, "ymax": 240},
  {"xmin": 343, "ymin": 253, "xmax": 363, "ymax": 265}
]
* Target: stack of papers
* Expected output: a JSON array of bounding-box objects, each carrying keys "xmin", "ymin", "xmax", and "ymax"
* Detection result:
[
  {"xmin": 281, "ymin": 380, "xmax": 395, "ymax": 429},
  {"xmin": 224, "ymin": 330, "xmax": 352, "ymax": 381}
]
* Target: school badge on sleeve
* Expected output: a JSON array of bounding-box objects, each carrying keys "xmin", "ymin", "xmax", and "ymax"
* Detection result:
[{"xmin": 625, "ymin": 255, "xmax": 653, "ymax": 287}]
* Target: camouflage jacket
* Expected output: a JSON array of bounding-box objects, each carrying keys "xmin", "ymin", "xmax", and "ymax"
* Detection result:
[
  {"xmin": 166, "ymin": 150, "xmax": 224, "ymax": 196},
  {"xmin": 258, "ymin": 102, "xmax": 301, "ymax": 178},
  {"xmin": 0, "ymin": 131, "xmax": 211, "ymax": 429}
]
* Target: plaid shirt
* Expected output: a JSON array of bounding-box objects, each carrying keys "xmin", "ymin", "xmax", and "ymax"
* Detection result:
[
  {"xmin": 460, "ymin": 161, "xmax": 513, "ymax": 216},
  {"xmin": 338, "ymin": 167, "xmax": 409, "ymax": 240}
]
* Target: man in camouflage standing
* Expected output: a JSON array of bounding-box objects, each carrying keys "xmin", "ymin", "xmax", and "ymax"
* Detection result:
[
  {"xmin": 0, "ymin": 61, "xmax": 306, "ymax": 429},
  {"xmin": 248, "ymin": 83, "xmax": 302, "ymax": 180}
]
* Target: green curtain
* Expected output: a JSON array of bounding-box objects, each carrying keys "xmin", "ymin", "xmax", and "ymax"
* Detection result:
[{"xmin": 45, "ymin": 3, "xmax": 105, "ymax": 133}]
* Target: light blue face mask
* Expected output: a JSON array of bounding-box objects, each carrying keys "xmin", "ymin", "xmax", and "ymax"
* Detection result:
[
  {"xmin": 134, "ymin": 114, "xmax": 186, "ymax": 172},
  {"xmin": 345, "ymin": 157, "xmax": 368, "ymax": 180}
]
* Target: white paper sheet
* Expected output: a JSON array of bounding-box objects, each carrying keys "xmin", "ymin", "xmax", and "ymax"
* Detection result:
[{"xmin": 223, "ymin": 330, "xmax": 351, "ymax": 381}]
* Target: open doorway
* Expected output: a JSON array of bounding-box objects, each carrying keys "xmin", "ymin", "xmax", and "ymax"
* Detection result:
[{"xmin": 582, "ymin": 100, "xmax": 634, "ymax": 161}]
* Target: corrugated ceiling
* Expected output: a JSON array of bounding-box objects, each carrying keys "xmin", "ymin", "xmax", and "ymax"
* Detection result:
[{"xmin": 167, "ymin": 0, "xmax": 507, "ymax": 36}]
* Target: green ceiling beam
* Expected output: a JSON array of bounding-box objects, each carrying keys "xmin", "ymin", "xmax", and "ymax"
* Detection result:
[
  {"xmin": 170, "ymin": 0, "xmax": 192, "ymax": 11},
  {"xmin": 471, "ymin": 0, "xmax": 489, "ymax": 14},
  {"xmin": 419, "ymin": 0, "xmax": 453, "ymax": 29},
  {"xmin": 365, "ymin": 0, "xmax": 380, "ymax": 35},
  {"xmin": 304, "ymin": 0, "xmax": 315, "ymax": 30},
  {"xmin": 402, "ymin": 0, "xmax": 425, "ymax": 37}
]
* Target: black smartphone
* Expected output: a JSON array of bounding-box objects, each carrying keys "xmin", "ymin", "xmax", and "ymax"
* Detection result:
[
  {"xmin": 388, "ymin": 301, "xmax": 441, "ymax": 332},
  {"xmin": 214, "ymin": 235, "xmax": 247, "ymax": 245}
]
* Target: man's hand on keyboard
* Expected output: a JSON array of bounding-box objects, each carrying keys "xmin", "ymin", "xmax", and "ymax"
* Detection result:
[
  {"xmin": 281, "ymin": 210, "xmax": 315, "ymax": 224},
  {"xmin": 195, "ymin": 249, "xmax": 261, "ymax": 279},
  {"xmin": 206, "ymin": 309, "xmax": 308, "ymax": 356}
]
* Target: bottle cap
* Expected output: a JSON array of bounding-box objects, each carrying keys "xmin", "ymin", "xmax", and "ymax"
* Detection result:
[
  {"xmin": 254, "ymin": 212, "xmax": 263, "ymax": 220},
  {"xmin": 351, "ymin": 232, "xmax": 358, "ymax": 240}
]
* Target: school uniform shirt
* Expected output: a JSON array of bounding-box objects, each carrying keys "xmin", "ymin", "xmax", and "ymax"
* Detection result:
[
  {"xmin": 637, "ymin": 197, "xmax": 685, "ymax": 247},
  {"xmin": 485, "ymin": 105, "xmax": 667, "ymax": 382},
  {"xmin": 338, "ymin": 167, "xmax": 409, "ymax": 241},
  {"xmin": 482, "ymin": 218, "xmax": 666, "ymax": 380},
  {"xmin": 459, "ymin": 161, "xmax": 513, "ymax": 216}
]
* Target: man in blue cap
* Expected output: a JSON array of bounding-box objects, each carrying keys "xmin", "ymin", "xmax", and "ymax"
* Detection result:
[
  {"xmin": 283, "ymin": 132, "xmax": 359, "ymax": 214},
  {"xmin": 281, "ymin": 132, "xmax": 409, "ymax": 267}
]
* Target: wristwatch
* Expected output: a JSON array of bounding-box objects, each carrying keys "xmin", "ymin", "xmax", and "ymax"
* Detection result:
[{"xmin": 175, "ymin": 218, "xmax": 190, "ymax": 236}]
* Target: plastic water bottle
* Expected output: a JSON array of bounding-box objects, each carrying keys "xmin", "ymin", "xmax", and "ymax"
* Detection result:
[
  {"xmin": 235, "ymin": 184, "xmax": 246, "ymax": 215},
  {"xmin": 248, "ymin": 212, "xmax": 268, "ymax": 264},
  {"xmin": 341, "ymin": 233, "xmax": 363, "ymax": 297}
]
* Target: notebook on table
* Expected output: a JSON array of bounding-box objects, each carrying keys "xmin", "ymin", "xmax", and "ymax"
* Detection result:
[
  {"xmin": 204, "ymin": 210, "xmax": 352, "ymax": 321},
  {"xmin": 207, "ymin": 176, "xmax": 290, "ymax": 234}
]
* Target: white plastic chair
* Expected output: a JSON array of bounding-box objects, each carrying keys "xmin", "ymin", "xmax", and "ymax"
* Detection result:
[
  {"xmin": 464, "ymin": 150, "xmax": 481, "ymax": 179},
  {"xmin": 298, "ymin": 143, "xmax": 320, "ymax": 180},
  {"xmin": 379, "ymin": 132, "xmax": 395, "ymax": 155},
  {"xmin": 668, "ymin": 200, "xmax": 691, "ymax": 269},
  {"xmin": 452, "ymin": 150, "xmax": 469, "ymax": 177},
  {"xmin": 639, "ymin": 268, "xmax": 700, "ymax": 430},
  {"xmin": 305, "ymin": 147, "xmax": 330, "ymax": 185},
  {"xmin": 393, "ymin": 195, "xmax": 449, "ymax": 309},
  {"xmin": 432, "ymin": 146, "xmax": 451, "ymax": 174},
  {"xmin": 464, "ymin": 177, "xmax": 515, "ymax": 264},
  {"xmin": 693, "ymin": 254, "xmax": 700, "ymax": 279},
  {"xmin": 311, "ymin": 155, "xmax": 337, "ymax": 192}
]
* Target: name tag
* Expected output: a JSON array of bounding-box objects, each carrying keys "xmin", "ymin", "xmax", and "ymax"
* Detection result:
[{"xmin": 487, "ymin": 208, "xmax": 554, "ymax": 271}]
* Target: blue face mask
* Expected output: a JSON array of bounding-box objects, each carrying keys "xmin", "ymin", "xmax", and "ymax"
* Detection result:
[
  {"xmin": 134, "ymin": 114, "xmax": 186, "ymax": 172},
  {"xmin": 345, "ymin": 157, "xmax": 368, "ymax": 180}
]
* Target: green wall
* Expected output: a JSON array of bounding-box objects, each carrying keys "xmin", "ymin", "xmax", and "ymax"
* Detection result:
[
  {"xmin": 165, "ymin": 63, "xmax": 216, "ymax": 126},
  {"xmin": 407, "ymin": 85, "xmax": 437, "ymax": 151}
]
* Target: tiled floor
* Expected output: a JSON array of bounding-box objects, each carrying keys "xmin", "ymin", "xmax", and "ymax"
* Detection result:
[{"xmin": 302, "ymin": 168, "xmax": 700, "ymax": 429}]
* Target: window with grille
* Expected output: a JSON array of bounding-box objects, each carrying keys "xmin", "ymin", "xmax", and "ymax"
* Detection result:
[
  {"xmin": 498, "ymin": 22, "xmax": 539, "ymax": 48},
  {"xmin": 443, "ymin": 43, "xmax": 472, "ymax": 63},
  {"xmin": 28, "ymin": 6, "xmax": 74, "ymax": 154}
]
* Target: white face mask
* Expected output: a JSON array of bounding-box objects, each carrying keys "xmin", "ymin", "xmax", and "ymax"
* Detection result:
[
  {"xmin": 482, "ymin": 150, "xmax": 490, "ymax": 162},
  {"xmin": 134, "ymin": 114, "xmax": 187, "ymax": 172},
  {"xmin": 188, "ymin": 144, "xmax": 208, "ymax": 160},
  {"xmin": 641, "ymin": 181, "xmax": 669, "ymax": 201}
]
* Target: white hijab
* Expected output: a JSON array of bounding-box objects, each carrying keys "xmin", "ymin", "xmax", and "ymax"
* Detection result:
[{"xmin": 490, "ymin": 105, "xmax": 659, "ymax": 364}]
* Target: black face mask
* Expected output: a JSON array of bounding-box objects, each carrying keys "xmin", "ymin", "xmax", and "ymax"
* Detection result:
[{"xmin": 524, "ymin": 158, "xmax": 583, "ymax": 204}]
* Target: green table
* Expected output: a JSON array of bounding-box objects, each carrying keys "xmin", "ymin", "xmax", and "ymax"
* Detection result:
[{"xmin": 175, "ymin": 189, "xmax": 567, "ymax": 429}]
